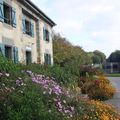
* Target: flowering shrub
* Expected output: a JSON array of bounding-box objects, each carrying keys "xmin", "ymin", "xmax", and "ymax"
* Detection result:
[
  {"xmin": 80, "ymin": 75, "xmax": 116, "ymax": 100},
  {"xmin": 21, "ymin": 64, "xmax": 78, "ymax": 87},
  {"xmin": 79, "ymin": 65, "xmax": 116, "ymax": 100},
  {"xmin": 26, "ymin": 70, "xmax": 75, "ymax": 118},
  {"xmin": 0, "ymin": 65, "xmax": 119, "ymax": 120},
  {"xmin": 73, "ymin": 99, "xmax": 120, "ymax": 120}
]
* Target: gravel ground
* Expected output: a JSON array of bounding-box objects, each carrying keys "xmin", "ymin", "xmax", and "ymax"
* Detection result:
[{"xmin": 105, "ymin": 77, "xmax": 120, "ymax": 112}]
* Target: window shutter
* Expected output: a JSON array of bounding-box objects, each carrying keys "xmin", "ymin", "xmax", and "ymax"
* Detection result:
[
  {"xmin": 0, "ymin": 0, "xmax": 4, "ymax": 22},
  {"xmin": 31, "ymin": 21, "xmax": 34, "ymax": 37},
  {"xmin": 49, "ymin": 32, "xmax": 51, "ymax": 42},
  {"xmin": 13, "ymin": 47, "xmax": 19, "ymax": 64},
  {"xmin": 48, "ymin": 54, "xmax": 51, "ymax": 65},
  {"xmin": 43, "ymin": 27, "xmax": 46, "ymax": 40},
  {"xmin": 44, "ymin": 53, "xmax": 48, "ymax": 65},
  {"xmin": 12, "ymin": 8, "xmax": 16, "ymax": 27},
  {"xmin": 22, "ymin": 16, "xmax": 26, "ymax": 33},
  {"xmin": 44, "ymin": 53, "xmax": 51, "ymax": 65},
  {"xmin": 0, "ymin": 43, "xmax": 5, "ymax": 56},
  {"xmin": 47, "ymin": 31, "xmax": 50, "ymax": 42}
]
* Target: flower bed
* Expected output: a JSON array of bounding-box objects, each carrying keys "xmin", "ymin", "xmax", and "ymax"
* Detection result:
[{"xmin": 0, "ymin": 69, "xmax": 120, "ymax": 120}]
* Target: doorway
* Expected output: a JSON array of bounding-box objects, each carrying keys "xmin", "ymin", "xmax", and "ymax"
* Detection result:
[
  {"xmin": 5, "ymin": 46, "xmax": 12, "ymax": 60},
  {"xmin": 26, "ymin": 51, "xmax": 32, "ymax": 64}
]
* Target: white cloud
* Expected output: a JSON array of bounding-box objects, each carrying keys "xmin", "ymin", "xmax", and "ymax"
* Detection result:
[{"xmin": 31, "ymin": 0, "xmax": 120, "ymax": 57}]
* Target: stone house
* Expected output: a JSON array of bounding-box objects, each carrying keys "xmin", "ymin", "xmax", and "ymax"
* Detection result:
[{"xmin": 0, "ymin": 0, "xmax": 55, "ymax": 65}]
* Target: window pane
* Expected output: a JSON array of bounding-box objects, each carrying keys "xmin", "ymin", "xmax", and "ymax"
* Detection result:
[{"xmin": 4, "ymin": 3, "xmax": 11, "ymax": 25}]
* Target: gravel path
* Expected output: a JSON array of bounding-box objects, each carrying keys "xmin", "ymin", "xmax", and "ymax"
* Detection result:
[{"xmin": 105, "ymin": 77, "xmax": 120, "ymax": 112}]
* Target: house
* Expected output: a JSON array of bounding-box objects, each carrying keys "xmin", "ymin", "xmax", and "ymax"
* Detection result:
[
  {"xmin": 103, "ymin": 61, "xmax": 120, "ymax": 74},
  {"xmin": 0, "ymin": 0, "xmax": 56, "ymax": 65}
]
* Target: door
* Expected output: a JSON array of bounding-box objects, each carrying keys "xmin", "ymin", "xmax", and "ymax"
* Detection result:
[
  {"xmin": 26, "ymin": 51, "xmax": 31, "ymax": 64},
  {"xmin": 5, "ymin": 46, "xmax": 12, "ymax": 59}
]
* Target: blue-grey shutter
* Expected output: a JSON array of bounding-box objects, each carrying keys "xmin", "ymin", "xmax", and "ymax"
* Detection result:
[
  {"xmin": 22, "ymin": 16, "xmax": 26, "ymax": 33},
  {"xmin": 44, "ymin": 53, "xmax": 47, "ymax": 64},
  {"xmin": 49, "ymin": 32, "xmax": 51, "ymax": 42},
  {"xmin": 48, "ymin": 31, "xmax": 50, "ymax": 42},
  {"xmin": 12, "ymin": 8, "xmax": 16, "ymax": 27},
  {"xmin": 31, "ymin": 21, "xmax": 34, "ymax": 37},
  {"xmin": 0, "ymin": 43, "xmax": 5, "ymax": 56},
  {"xmin": 13, "ymin": 47, "xmax": 19, "ymax": 63},
  {"xmin": 0, "ymin": 0, "xmax": 4, "ymax": 22},
  {"xmin": 48, "ymin": 54, "xmax": 51, "ymax": 65},
  {"xmin": 43, "ymin": 27, "xmax": 46, "ymax": 40}
]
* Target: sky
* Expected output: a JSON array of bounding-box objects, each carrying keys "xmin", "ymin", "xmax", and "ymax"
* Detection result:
[{"xmin": 31, "ymin": 0, "xmax": 120, "ymax": 57}]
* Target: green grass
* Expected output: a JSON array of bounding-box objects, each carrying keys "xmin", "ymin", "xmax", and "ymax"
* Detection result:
[{"xmin": 107, "ymin": 73, "xmax": 120, "ymax": 77}]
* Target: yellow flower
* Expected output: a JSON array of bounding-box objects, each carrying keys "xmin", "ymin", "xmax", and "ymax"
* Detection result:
[{"xmin": 101, "ymin": 114, "xmax": 109, "ymax": 120}]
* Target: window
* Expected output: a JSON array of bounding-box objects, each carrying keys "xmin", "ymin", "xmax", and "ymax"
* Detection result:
[
  {"xmin": 4, "ymin": 3, "xmax": 11, "ymax": 24},
  {"xmin": 25, "ymin": 20, "xmax": 32, "ymax": 36},
  {"xmin": 22, "ymin": 17, "xmax": 34, "ymax": 37},
  {"xmin": 44, "ymin": 53, "xmax": 51, "ymax": 65},
  {"xmin": 0, "ymin": 2, "xmax": 16, "ymax": 27},
  {"xmin": 0, "ymin": 43, "xmax": 19, "ymax": 63},
  {"xmin": 43, "ymin": 28, "xmax": 50, "ymax": 42}
]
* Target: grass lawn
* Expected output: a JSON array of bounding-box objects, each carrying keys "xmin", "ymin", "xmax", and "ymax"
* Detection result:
[{"xmin": 107, "ymin": 73, "xmax": 120, "ymax": 77}]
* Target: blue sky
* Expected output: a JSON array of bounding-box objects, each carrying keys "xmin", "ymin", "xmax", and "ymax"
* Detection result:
[{"xmin": 31, "ymin": 0, "xmax": 120, "ymax": 57}]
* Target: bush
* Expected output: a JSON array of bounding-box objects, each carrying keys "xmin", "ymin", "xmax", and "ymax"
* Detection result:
[
  {"xmin": 79, "ymin": 66, "xmax": 115, "ymax": 100},
  {"xmin": 80, "ymin": 75, "xmax": 116, "ymax": 100},
  {"xmin": 0, "ymin": 54, "xmax": 19, "ymax": 73},
  {"xmin": 73, "ymin": 99, "xmax": 120, "ymax": 120},
  {"xmin": 20, "ymin": 64, "xmax": 78, "ymax": 87},
  {"xmin": 0, "ymin": 64, "xmax": 119, "ymax": 120},
  {"xmin": 88, "ymin": 76, "xmax": 115, "ymax": 100},
  {"xmin": 0, "ymin": 71, "xmax": 71, "ymax": 120}
]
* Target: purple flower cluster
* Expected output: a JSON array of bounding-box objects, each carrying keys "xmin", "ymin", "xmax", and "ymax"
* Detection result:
[
  {"xmin": 32, "ymin": 75, "xmax": 63, "ymax": 96},
  {"xmin": 15, "ymin": 77, "xmax": 25, "ymax": 87},
  {"xmin": 31, "ymin": 73, "xmax": 74, "ymax": 118}
]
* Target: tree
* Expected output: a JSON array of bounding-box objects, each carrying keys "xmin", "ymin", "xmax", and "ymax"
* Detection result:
[
  {"xmin": 93, "ymin": 50, "xmax": 106, "ymax": 63},
  {"xmin": 107, "ymin": 50, "xmax": 120, "ymax": 62},
  {"xmin": 88, "ymin": 50, "xmax": 106, "ymax": 64},
  {"xmin": 53, "ymin": 32, "xmax": 91, "ymax": 66},
  {"xmin": 53, "ymin": 32, "xmax": 92, "ymax": 75}
]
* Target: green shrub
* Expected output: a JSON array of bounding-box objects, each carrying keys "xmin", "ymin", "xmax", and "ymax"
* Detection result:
[
  {"xmin": 0, "ymin": 63, "xmax": 119, "ymax": 120},
  {"xmin": 20, "ymin": 64, "xmax": 78, "ymax": 87},
  {"xmin": 0, "ymin": 73, "xmax": 66, "ymax": 120},
  {"xmin": 6, "ymin": 84, "xmax": 63, "ymax": 120},
  {"xmin": 0, "ymin": 54, "xmax": 19, "ymax": 73}
]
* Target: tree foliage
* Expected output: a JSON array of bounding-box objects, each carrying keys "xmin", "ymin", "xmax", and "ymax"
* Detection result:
[
  {"xmin": 107, "ymin": 50, "xmax": 120, "ymax": 62},
  {"xmin": 88, "ymin": 50, "xmax": 106, "ymax": 64},
  {"xmin": 53, "ymin": 32, "xmax": 92, "ymax": 75},
  {"xmin": 53, "ymin": 33, "xmax": 91, "ymax": 65}
]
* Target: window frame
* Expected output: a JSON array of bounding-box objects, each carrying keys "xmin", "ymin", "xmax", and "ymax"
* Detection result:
[
  {"xmin": 3, "ymin": 2, "xmax": 12, "ymax": 25},
  {"xmin": 0, "ymin": 2, "xmax": 16, "ymax": 27},
  {"xmin": 44, "ymin": 53, "xmax": 51, "ymax": 65},
  {"xmin": 22, "ymin": 16, "xmax": 34, "ymax": 37},
  {"xmin": 25, "ymin": 19, "xmax": 32, "ymax": 36},
  {"xmin": 43, "ymin": 28, "xmax": 50, "ymax": 42}
]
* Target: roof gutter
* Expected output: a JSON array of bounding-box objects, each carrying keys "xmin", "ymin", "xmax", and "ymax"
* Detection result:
[{"xmin": 19, "ymin": 0, "xmax": 56, "ymax": 27}]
